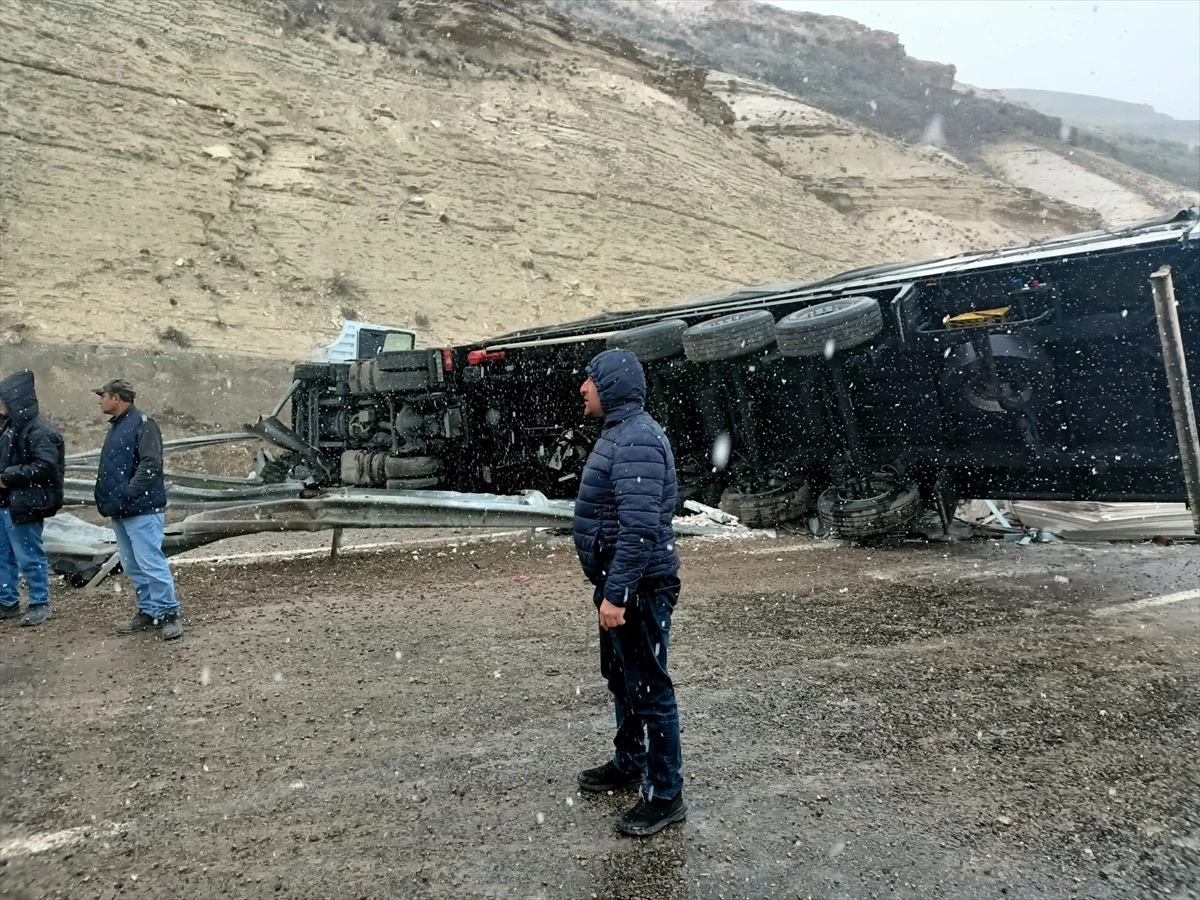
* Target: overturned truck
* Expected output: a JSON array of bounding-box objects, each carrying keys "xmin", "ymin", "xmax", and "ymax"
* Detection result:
[{"xmin": 269, "ymin": 210, "xmax": 1200, "ymax": 538}]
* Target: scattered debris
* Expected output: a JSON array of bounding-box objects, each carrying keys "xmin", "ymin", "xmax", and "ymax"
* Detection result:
[
  {"xmin": 1010, "ymin": 501, "xmax": 1196, "ymax": 541},
  {"xmin": 682, "ymin": 499, "xmax": 740, "ymax": 527}
]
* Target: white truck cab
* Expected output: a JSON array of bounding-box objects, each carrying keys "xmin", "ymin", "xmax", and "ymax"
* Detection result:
[{"xmin": 312, "ymin": 320, "xmax": 417, "ymax": 363}]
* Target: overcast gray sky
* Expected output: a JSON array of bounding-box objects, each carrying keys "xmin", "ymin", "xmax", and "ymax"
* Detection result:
[{"xmin": 765, "ymin": 0, "xmax": 1200, "ymax": 120}]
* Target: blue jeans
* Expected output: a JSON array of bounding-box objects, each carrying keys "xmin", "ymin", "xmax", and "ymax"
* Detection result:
[
  {"xmin": 112, "ymin": 513, "xmax": 179, "ymax": 618},
  {"xmin": 0, "ymin": 507, "xmax": 50, "ymax": 608},
  {"xmin": 595, "ymin": 575, "xmax": 684, "ymax": 801}
]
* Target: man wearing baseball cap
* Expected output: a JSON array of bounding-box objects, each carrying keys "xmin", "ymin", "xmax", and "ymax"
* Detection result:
[{"xmin": 94, "ymin": 379, "xmax": 182, "ymax": 640}]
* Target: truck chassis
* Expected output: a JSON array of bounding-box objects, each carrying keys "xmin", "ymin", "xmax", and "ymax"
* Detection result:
[{"xmin": 279, "ymin": 209, "xmax": 1200, "ymax": 538}]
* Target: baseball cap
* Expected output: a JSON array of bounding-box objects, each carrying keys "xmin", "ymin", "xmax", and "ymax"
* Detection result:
[{"xmin": 93, "ymin": 378, "xmax": 136, "ymax": 401}]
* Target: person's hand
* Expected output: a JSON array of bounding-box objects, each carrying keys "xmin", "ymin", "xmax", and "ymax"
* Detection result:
[
  {"xmin": 0, "ymin": 476, "xmax": 6, "ymax": 489},
  {"xmin": 598, "ymin": 598, "xmax": 626, "ymax": 631}
]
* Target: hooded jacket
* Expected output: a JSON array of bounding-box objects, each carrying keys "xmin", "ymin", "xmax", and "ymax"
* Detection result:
[
  {"xmin": 0, "ymin": 370, "xmax": 66, "ymax": 525},
  {"xmin": 572, "ymin": 349, "xmax": 679, "ymax": 605}
]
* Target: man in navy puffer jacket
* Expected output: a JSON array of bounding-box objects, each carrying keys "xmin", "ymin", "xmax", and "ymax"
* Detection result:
[
  {"xmin": 94, "ymin": 379, "xmax": 182, "ymax": 641},
  {"xmin": 572, "ymin": 348, "xmax": 686, "ymax": 837}
]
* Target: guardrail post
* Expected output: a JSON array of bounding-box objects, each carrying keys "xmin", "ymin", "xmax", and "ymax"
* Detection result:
[
  {"xmin": 84, "ymin": 551, "xmax": 123, "ymax": 592},
  {"xmin": 1150, "ymin": 265, "xmax": 1200, "ymax": 535}
]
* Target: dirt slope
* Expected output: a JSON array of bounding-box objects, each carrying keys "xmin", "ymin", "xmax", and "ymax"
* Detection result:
[
  {"xmin": 983, "ymin": 142, "xmax": 1199, "ymax": 226},
  {"xmin": 0, "ymin": 0, "xmax": 904, "ymax": 364},
  {"xmin": 709, "ymin": 73, "xmax": 1098, "ymax": 260}
]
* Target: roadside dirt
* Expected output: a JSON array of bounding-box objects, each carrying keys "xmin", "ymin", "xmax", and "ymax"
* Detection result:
[{"xmin": 1, "ymin": 532, "xmax": 1197, "ymax": 900}]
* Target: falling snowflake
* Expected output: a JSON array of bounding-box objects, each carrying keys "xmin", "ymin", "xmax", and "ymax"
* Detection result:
[
  {"xmin": 921, "ymin": 114, "xmax": 946, "ymax": 146},
  {"xmin": 711, "ymin": 432, "xmax": 732, "ymax": 470}
]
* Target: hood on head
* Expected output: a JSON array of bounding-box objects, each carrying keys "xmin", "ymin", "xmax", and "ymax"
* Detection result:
[
  {"xmin": 0, "ymin": 370, "xmax": 39, "ymax": 424},
  {"xmin": 586, "ymin": 349, "xmax": 645, "ymax": 414}
]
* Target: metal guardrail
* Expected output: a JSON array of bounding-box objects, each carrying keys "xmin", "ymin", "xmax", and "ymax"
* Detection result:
[
  {"xmin": 64, "ymin": 430, "xmax": 261, "ymax": 468},
  {"xmin": 46, "ymin": 486, "xmax": 741, "ymax": 583},
  {"xmin": 171, "ymin": 488, "xmax": 577, "ymax": 537},
  {"xmin": 61, "ymin": 477, "xmax": 305, "ymax": 510}
]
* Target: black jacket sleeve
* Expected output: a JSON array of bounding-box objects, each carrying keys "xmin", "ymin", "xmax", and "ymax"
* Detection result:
[
  {"xmin": 1, "ymin": 420, "xmax": 61, "ymax": 489},
  {"xmin": 127, "ymin": 417, "xmax": 164, "ymax": 498}
]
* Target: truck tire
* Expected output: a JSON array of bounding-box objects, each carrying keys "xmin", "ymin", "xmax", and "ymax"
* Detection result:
[
  {"xmin": 341, "ymin": 450, "xmax": 388, "ymax": 486},
  {"xmin": 384, "ymin": 455, "xmax": 442, "ymax": 479},
  {"xmin": 719, "ymin": 481, "xmax": 811, "ymax": 529},
  {"xmin": 66, "ymin": 563, "xmax": 113, "ymax": 588},
  {"xmin": 683, "ymin": 311, "xmax": 777, "ymax": 363},
  {"xmin": 385, "ymin": 476, "xmax": 441, "ymax": 490},
  {"xmin": 776, "ymin": 297, "xmax": 882, "ymax": 358},
  {"xmin": 607, "ymin": 319, "xmax": 688, "ymax": 362},
  {"xmin": 817, "ymin": 477, "xmax": 921, "ymax": 539}
]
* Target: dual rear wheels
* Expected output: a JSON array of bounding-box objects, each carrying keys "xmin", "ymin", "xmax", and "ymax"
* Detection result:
[{"xmin": 606, "ymin": 298, "xmax": 920, "ymax": 536}]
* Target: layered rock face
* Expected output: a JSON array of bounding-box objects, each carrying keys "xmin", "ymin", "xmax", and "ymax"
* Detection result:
[{"xmin": 0, "ymin": 0, "xmax": 1160, "ymax": 442}]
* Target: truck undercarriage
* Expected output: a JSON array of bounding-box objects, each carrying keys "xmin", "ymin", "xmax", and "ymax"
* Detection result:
[{"xmin": 279, "ymin": 209, "xmax": 1200, "ymax": 538}]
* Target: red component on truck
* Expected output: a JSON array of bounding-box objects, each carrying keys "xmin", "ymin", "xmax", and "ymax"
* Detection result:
[{"xmin": 467, "ymin": 349, "xmax": 507, "ymax": 366}]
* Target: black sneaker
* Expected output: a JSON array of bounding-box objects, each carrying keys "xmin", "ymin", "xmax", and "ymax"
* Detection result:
[
  {"xmin": 20, "ymin": 605, "xmax": 51, "ymax": 627},
  {"xmin": 161, "ymin": 610, "xmax": 183, "ymax": 641},
  {"xmin": 617, "ymin": 793, "xmax": 687, "ymax": 837},
  {"xmin": 578, "ymin": 761, "xmax": 643, "ymax": 794},
  {"xmin": 118, "ymin": 611, "xmax": 157, "ymax": 634},
  {"xmin": 0, "ymin": 604, "xmax": 21, "ymax": 621}
]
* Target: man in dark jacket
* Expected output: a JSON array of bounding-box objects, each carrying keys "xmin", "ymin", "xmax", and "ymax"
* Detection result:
[
  {"xmin": 94, "ymin": 379, "xmax": 182, "ymax": 641},
  {"xmin": 0, "ymin": 370, "xmax": 65, "ymax": 627},
  {"xmin": 572, "ymin": 348, "xmax": 686, "ymax": 837}
]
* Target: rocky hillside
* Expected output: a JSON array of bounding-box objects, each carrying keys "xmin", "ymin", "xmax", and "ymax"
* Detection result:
[
  {"xmin": 1, "ymin": 0, "xmax": 948, "ymax": 363},
  {"xmin": 554, "ymin": 0, "xmax": 1200, "ymax": 193},
  {"xmin": 0, "ymin": 0, "xmax": 1187, "ymax": 443},
  {"xmin": 707, "ymin": 73, "xmax": 1094, "ymax": 262}
]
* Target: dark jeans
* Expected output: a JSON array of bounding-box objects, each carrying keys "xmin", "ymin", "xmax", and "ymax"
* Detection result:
[{"xmin": 595, "ymin": 574, "xmax": 683, "ymax": 801}]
